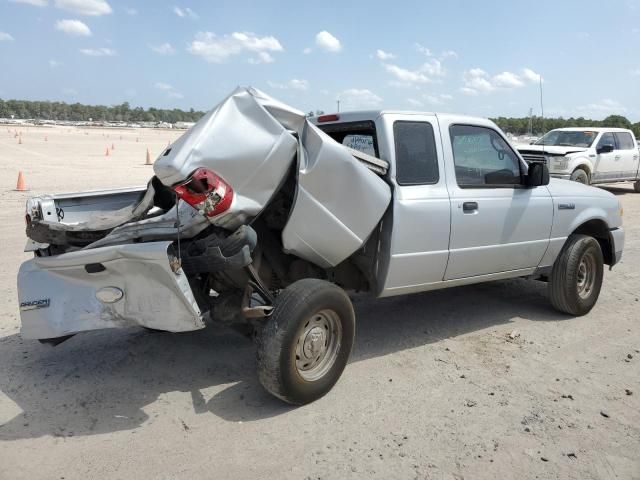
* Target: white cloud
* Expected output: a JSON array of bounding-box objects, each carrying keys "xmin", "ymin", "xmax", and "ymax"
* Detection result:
[
  {"xmin": 440, "ymin": 50, "xmax": 458, "ymax": 60},
  {"xmin": 577, "ymin": 99, "xmax": 627, "ymax": 113},
  {"xmin": 462, "ymin": 67, "xmax": 539, "ymax": 95},
  {"xmin": 630, "ymin": 68, "xmax": 640, "ymax": 76},
  {"xmin": 521, "ymin": 68, "xmax": 542, "ymax": 83},
  {"xmin": 10, "ymin": 0, "xmax": 48, "ymax": 5},
  {"xmin": 55, "ymin": 19, "xmax": 91, "ymax": 36},
  {"xmin": 155, "ymin": 82, "xmax": 183, "ymax": 99},
  {"xmin": 493, "ymin": 71, "xmax": 525, "ymax": 88},
  {"xmin": 123, "ymin": 7, "xmax": 137, "ymax": 15},
  {"xmin": 79, "ymin": 47, "xmax": 115, "ymax": 56},
  {"xmin": 49, "ymin": 59, "xmax": 62, "ymax": 67},
  {"xmin": 407, "ymin": 98, "xmax": 423, "ymax": 107},
  {"xmin": 338, "ymin": 89, "xmax": 383, "ymax": 109},
  {"xmin": 303, "ymin": 47, "xmax": 312, "ymax": 54},
  {"xmin": 151, "ymin": 42, "xmax": 175, "ymax": 55},
  {"xmin": 248, "ymin": 51, "xmax": 274, "ymax": 64},
  {"xmin": 383, "ymin": 59, "xmax": 445, "ymax": 86},
  {"xmin": 62, "ymin": 87, "xmax": 77, "ymax": 95},
  {"xmin": 188, "ymin": 31, "xmax": 283, "ymax": 63},
  {"xmin": 315, "ymin": 31, "xmax": 341, "ymax": 52},
  {"xmin": 376, "ymin": 49, "xmax": 395, "ymax": 60},
  {"xmin": 460, "ymin": 87, "xmax": 478, "ymax": 96},
  {"xmin": 415, "ymin": 43, "xmax": 432, "ymax": 56},
  {"xmin": 173, "ymin": 6, "xmax": 197, "ymax": 18},
  {"xmin": 54, "ymin": 0, "xmax": 112, "ymax": 16},
  {"xmin": 423, "ymin": 93, "xmax": 453, "ymax": 105},
  {"xmin": 268, "ymin": 78, "xmax": 309, "ymax": 91},
  {"xmin": 0, "ymin": 32, "xmax": 15, "ymax": 42}
]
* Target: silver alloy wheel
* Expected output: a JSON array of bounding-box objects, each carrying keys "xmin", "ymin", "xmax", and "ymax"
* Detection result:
[
  {"xmin": 294, "ymin": 309, "xmax": 342, "ymax": 382},
  {"xmin": 576, "ymin": 251, "xmax": 597, "ymax": 299}
]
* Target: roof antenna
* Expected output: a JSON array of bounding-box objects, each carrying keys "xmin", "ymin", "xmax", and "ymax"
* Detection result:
[{"xmin": 539, "ymin": 73, "xmax": 545, "ymax": 155}]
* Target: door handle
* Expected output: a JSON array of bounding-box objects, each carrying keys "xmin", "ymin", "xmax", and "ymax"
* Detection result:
[
  {"xmin": 462, "ymin": 201, "xmax": 478, "ymax": 213},
  {"xmin": 614, "ymin": 155, "xmax": 621, "ymax": 160}
]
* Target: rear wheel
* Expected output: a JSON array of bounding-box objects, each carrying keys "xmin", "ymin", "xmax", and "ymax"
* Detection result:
[
  {"xmin": 548, "ymin": 234, "xmax": 603, "ymax": 316},
  {"xmin": 256, "ymin": 279, "xmax": 355, "ymax": 405},
  {"xmin": 570, "ymin": 168, "xmax": 590, "ymax": 185},
  {"xmin": 633, "ymin": 180, "xmax": 640, "ymax": 193}
]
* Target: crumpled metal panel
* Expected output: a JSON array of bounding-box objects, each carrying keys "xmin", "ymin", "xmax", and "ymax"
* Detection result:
[
  {"xmin": 154, "ymin": 87, "xmax": 300, "ymax": 222},
  {"xmin": 18, "ymin": 242, "xmax": 203, "ymax": 339},
  {"xmin": 154, "ymin": 87, "xmax": 391, "ymax": 267}
]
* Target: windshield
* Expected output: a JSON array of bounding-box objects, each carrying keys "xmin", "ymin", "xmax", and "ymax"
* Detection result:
[{"xmin": 535, "ymin": 130, "xmax": 597, "ymax": 147}]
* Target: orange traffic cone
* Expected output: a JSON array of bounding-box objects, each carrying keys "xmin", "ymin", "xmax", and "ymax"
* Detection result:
[
  {"xmin": 111, "ymin": 143, "xmax": 115, "ymax": 150},
  {"xmin": 145, "ymin": 148, "xmax": 152, "ymax": 165},
  {"xmin": 105, "ymin": 147, "xmax": 110, "ymax": 156},
  {"xmin": 15, "ymin": 171, "xmax": 27, "ymax": 191}
]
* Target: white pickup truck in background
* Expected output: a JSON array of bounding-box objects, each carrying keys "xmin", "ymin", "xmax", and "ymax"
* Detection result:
[
  {"xmin": 17, "ymin": 88, "xmax": 626, "ymax": 405},
  {"xmin": 517, "ymin": 127, "xmax": 640, "ymax": 190}
]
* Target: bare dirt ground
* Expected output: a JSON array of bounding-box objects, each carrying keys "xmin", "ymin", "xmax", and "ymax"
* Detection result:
[{"xmin": 0, "ymin": 126, "xmax": 638, "ymax": 480}]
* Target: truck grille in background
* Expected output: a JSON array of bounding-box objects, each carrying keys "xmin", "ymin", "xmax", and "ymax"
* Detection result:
[{"xmin": 520, "ymin": 153, "xmax": 547, "ymax": 164}]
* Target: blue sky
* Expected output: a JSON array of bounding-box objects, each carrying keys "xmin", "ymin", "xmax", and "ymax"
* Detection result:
[{"xmin": 1, "ymin": 0, "xmax": 639, "ymax": 120}]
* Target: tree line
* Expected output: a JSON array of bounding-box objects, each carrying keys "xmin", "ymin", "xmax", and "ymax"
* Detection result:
[
  {"xmin": 1, "ymin": 98, "xmax": 639, "ymax": 138},
  {"xmin": 0, "ymin": 99, "xmax": 205, "ymax": 123}
]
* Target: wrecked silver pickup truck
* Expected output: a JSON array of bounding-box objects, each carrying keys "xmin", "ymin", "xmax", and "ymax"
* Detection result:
[{"xmin": 18, "ymin": 87, "xmax": 624, "ymax": 404}]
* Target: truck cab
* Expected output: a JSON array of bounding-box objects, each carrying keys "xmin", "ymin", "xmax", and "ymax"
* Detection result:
[{"xmin": 516, "ymin": 127, "xmax": 640, "ymax": 190}]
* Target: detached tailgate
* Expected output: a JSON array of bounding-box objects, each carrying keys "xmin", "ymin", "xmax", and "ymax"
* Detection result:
[{"xmin": 18, "ymin": 242, "xmax": 203, "ymax": 340}]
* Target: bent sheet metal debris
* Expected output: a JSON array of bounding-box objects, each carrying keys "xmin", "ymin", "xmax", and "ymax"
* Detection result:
[
  {"xmin": 154, "ymin": 86, "xmax": 391, "ymax": 267},
  {"xmin": 18, "ymin": 87, "xmax": 391, "ymax": 338}
]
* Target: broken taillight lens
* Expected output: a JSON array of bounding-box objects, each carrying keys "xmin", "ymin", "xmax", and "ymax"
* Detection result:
[{"xmin": 173, "ymin": 168, "xmax": 234, "ymax": 218}]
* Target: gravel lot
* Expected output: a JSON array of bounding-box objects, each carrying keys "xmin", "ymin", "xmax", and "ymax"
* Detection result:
[{"xmin": 0, "ymin": 126, "xmax": 638, "ymax": 480}]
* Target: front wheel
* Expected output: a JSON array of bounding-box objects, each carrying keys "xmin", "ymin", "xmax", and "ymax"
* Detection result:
[
  {"xmin": 570, "ymin": 168, "xmax": 590, "ymax": 185},
  {"xmin": 256, "ymin": 279, "xmax": 355, "ymax": 405},
  {"xmin": 548, "ymin": 234, "xmax": 603, "ymax": 316}
]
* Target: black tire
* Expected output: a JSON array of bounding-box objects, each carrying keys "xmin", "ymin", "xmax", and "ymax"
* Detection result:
[
  {"xmin": 570, "ymin": 168, "xmax": 590, "ymax": 185},
  {"xmin": 634, "ymin": 180, "xmax": 640, "ymax": 193},
  {"xmin": 256, "ymin": 279, "xmax": 355, "ymax": 405},
  {"xmin": 548, "ymin": 234, "xmax": 604, "ymax": 316}
]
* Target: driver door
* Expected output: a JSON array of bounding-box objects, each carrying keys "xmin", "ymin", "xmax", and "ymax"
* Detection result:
[{"xmin": 443, "ymin": 124, "xmax": 553, "ymax": 280}]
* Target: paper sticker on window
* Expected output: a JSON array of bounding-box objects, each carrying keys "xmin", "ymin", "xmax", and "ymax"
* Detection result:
[{"xmin": 343, "ymin": 134, "xmax": 375, "ymax": 156}]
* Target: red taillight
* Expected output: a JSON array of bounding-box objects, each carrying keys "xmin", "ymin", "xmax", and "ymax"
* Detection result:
[
  {"xmin": 173, "ymin": 168, "xmax": 234, "ymax": 218},
  {"xmin": 317, "ymin": 114, "xmax": 340, "ymax": 123}
]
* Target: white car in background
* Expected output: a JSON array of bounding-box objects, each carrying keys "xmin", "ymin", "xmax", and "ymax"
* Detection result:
[{"xmin": 517, "ymin": 128, "xmax": 640, "ymax": 191}]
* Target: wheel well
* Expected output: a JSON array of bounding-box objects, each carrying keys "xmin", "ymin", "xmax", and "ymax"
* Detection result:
[
  {"xmin": 572, "ymin": 219, "xmax": 613, "ymax": 265},
  {"xmin": 573, "ymin": 165, "xmax": 591, "ymax": 177}
]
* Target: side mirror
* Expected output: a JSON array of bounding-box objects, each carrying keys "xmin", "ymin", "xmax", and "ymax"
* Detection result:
[
  {"xmin": 596, "ymin": 144, "xmax": 614, "ymax": 154},
  {"xmin": 529, "ymin": 140, "xmax": 536, "ymax": 145},
  {"xmin": 526, "ymin": 162, "xmax": 550, "ymax": 187}
]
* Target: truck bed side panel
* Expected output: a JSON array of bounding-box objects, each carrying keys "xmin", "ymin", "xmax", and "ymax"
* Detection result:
[{"xmin": 18, "ymin": 242, "xmax": 203, "ymax": 339}]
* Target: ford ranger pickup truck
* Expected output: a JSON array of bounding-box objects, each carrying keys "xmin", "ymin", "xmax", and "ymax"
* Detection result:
[
  {"xmin": 17, "ymin": 87, "xmax": 625, "ymax": 404},
  {"xmin": 517, "ymin": 127, "xmax": 640, "ymax": 190}
]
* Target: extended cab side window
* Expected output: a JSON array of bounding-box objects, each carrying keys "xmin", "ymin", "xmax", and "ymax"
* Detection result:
[
  {"xmin": 597, "ymin": 132, "xmax": 616, "ymax": 149},
  {"xmin": 449, "ymin": 125, "xmax": 521, "ymax": 187},
  {"xmin": 393, "ymin": 121, "xmax": 439, "ymax": 185},
  {"xmin": 614, "ymin": 132, "xmax": 635, "ymax": 150}
]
